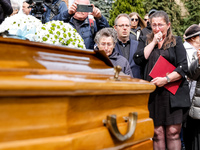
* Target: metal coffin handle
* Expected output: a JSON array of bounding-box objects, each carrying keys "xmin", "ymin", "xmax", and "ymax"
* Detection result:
[{"xmin": 106, "ymin": 112, "xmax": 138, "ymax": 142}]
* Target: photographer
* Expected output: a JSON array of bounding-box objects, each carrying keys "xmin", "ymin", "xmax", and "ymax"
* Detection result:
[
  {"xmin": 0, "ymin": 0, "xmax": 13, "ymax": 24},
  {"xmin": 62, "ymin": 0, "xmax": 109, "ymax": 50},
  {"xmin": 22, "ymin": 1, "xmax": 32, "ymax": 15},
  {"xmin": 43, "ymin": 0, "xmax": 68, "ymax": 23},
  {"xmin": 25, "ymin": 0, "xmax": 68, "ymax": 23}
]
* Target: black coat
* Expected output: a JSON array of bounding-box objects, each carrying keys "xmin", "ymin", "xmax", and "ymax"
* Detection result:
[
  {"xmin": 0, "ymin": 0, "xmax": 13, "ymax": 24},
  {"xmin": 133, "ymin": 36, "xmax": 191, "ymax": 108},
  {"xmin": 140, "ymin": 22, "xmax": 152, "ymax": 38},
  {"xmin": 109, "ymin": 51, "xmax": 133, "ymax": 78},
  {"xmin": 114, "ymin": 39, "xmax": 140, "ymax": 79}
]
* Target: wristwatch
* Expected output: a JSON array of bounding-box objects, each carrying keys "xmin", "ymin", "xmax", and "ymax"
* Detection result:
[{"xmin": 166, "ymin": 76, "xmax": 170, "ymax": 83}]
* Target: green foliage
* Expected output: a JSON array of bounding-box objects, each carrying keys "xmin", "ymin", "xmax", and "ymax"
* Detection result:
[
  {"xmin": 143, "ymin": 0, "xmax": 183, "ymax": 36},
  {"xmin": 181, "ymin": 0, "xmax": 200, "ymax": 32},
  {"xmin": 109, "ymin": 0, "xmax": 145, "ymax": 27},
  {"xmin": 90, "ymin": 0, "xmax": 113, "ymax": 21},
  {"xmin": 143, "ymin": 0, "xmax": 200, "ymax": 36},
  {"xmin": 91, "ymin": 0, "xmax": 199, "ymax": 37}
]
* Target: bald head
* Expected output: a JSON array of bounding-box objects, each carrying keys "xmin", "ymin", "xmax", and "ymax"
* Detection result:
[
  {"xmin": 73, "ymin": 0, "xmax": 90, "ymax": 21},
  {"xmin": 76, "ymin": 0, "xmax": 90, "ymax": 4}
]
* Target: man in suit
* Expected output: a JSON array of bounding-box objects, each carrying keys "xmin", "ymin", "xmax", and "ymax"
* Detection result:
[{"xmin": 114, "ymin": 13, "xmax": 140, "ymax": 78}]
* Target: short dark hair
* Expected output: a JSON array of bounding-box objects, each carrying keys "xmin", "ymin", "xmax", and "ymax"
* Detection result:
[{"xmin": 114, "ymin": 13, "xmax": 131, "ymax": 26}]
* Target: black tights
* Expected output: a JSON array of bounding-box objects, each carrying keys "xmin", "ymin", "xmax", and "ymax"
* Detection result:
[{"xmin": 153, "ymin": 124, "xmax": 182, "ymax": 150}]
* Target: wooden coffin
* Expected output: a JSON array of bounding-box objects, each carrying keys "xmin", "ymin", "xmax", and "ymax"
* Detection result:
[{"xmin": 0, "ymin": 37, "xmax": 156, "ymax": 150}]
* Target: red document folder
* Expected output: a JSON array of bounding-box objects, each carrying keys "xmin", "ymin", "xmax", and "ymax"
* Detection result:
[{"xmin": 149, "ymin": 55, "xmax": 182, "ymax": 95}]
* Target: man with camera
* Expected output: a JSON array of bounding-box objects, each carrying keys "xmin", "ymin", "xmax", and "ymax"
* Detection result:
[
  {"xmin": 25, "ymin": 0, "xmax": 68, "ymax": 23},
  {"xmin": 62, "ymin": 0, "xmax": 109, "ymax": 50}
]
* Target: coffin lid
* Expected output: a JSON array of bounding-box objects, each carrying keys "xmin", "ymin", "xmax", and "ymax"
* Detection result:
[{"xmin": 0, "ymin": 37, "xmax": 155, "ymax": 96}]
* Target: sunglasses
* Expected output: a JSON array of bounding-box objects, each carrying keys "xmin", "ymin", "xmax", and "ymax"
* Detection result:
[{"xmin": 131, "ymin": 18, "xmax": 138, "ymax": 22}]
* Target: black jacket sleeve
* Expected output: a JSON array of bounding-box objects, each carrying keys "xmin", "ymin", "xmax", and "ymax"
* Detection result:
[
  {"xmin": 0, "ymin": 0, "xmax": 13, "ymax": 24},
  {"xmin": 0, "ymin": 0, "xmax": 13, "ymax": 16},
  {"xmin": 133, "ymin": 36, "xmax": 148, "ymax": 67},
  {"xmin": 172, "ymin": 36, "xmax": 188, "ymax": 78},
  {"xmin": 188, "ymin": 59, "xmax": 200, "ymax": 80}
]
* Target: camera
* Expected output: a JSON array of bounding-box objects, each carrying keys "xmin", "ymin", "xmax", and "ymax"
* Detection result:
[
  {"xmin": 76, "ymin": 4, "xmax": 93, "ymax": 12},
  {"xmin": 26, "ymin": 0, "xmax": 47, "ymax": 23}
]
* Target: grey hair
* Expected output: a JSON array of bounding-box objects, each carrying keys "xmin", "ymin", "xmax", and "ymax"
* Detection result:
[
  {"xmin": 94, "ymin": 27, "xmax": 117, "ymax": 45},
  {"xmin": 11, "ymin": 0, "xmax": 20, "ymax": 10},
  {"xmin": 114, "ymin": 13, "xmax": 131, "ymax": 26}
]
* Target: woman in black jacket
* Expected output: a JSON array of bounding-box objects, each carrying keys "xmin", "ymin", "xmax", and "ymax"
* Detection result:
[
  {"xmin": 0, "ymin": 0, "xmax": 13, "ymax": 24},
  {"xmin": 133, "ymin": 10, "xmax": 190, "ymax": 150}
]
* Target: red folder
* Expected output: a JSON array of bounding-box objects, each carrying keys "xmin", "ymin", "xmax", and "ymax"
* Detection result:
[{"xmin": 149, "ymin": 55, "xmax": 182, "ymax": 95}]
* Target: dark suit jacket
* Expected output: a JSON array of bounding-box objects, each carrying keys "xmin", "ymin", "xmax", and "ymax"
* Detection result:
[{"xmin": 114, "ymin": 39, "xmax": 140, "ymax": 78}]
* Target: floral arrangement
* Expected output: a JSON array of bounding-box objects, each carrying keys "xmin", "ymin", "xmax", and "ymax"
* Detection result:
[
  {"xmin": 0, "ymin": 14, "xmax": 42, "ymax": 40},
  {"xmin": 0, "ymin": 14, "xmax": 86, "ymax": 49},
  {"xmin": 36, "ymin": 20, "xmax": 86, "ymax": 49}
]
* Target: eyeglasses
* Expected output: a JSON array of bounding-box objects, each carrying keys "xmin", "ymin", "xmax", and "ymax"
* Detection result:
[
  {"xmin": 151, "ymin": 24, "xmax": 166, "ymax": 29},
  {"xmin": 116, "ymin": 24, "xmax": 130, "ymax": 28},
  {"xmin": 100, "ymin": 43, "xmax": 113, "ymax": 47},
  {"xmin": 131, "ymin": 18, "xmax": 138, "ymax": 22},
  {"xmin": 144, "ymin": 19, "xmax": 148, "ymax": 21}
]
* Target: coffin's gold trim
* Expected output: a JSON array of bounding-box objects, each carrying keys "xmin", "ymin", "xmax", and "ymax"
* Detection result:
[
  {"xmin": 106, "ymin": 112, "xmax": 138, "ymax": 141},
  {"xmin": 114, "ymin": 65, "xmax": 122, "ymax": 81}
]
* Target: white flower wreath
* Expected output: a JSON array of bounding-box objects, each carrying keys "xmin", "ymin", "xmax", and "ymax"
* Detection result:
[
  {"xmin": 0, "ymin": 14, "xmax": 86, "ymax": 49},
  {"xmin": 36, "ymin": 20, "xmax": 86, "ymax": 49},
  {"xmin": 0, "ymin": 14, "xmax": 42, "ymax": 38}
]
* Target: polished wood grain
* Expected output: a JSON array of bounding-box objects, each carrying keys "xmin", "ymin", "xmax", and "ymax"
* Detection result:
[{"xmin": 0, "ymin": 37, "xmax": 155, "ymax": 150}]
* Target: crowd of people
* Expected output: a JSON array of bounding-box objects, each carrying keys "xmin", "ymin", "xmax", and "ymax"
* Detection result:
[{"xmin": 1, "ymin": 0, "xmax": 200, "ymax": 150}]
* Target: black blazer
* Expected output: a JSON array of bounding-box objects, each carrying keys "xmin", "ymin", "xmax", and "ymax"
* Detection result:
[
  {"xmin": 114, "ymin": 39, "xmax": 140, "ymax": 78},
  {"xmin": 133, "ymin": 36, "xmax": 191, "ymax": 108}
]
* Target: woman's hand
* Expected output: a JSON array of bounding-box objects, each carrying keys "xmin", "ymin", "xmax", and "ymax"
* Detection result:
[
  {"xmin": 151, "ymin": 77, "xmax": 168, "ymax": 87},
  {"xmin": 144, "ymin": 31, "xmax": 163, "ymax": 59},
  {"xmin": 153, "ymin": 31, "xmax": 163, "ymax": 44}
]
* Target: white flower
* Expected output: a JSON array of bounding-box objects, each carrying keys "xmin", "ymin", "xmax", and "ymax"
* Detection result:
[
  {"xmin": 0, "ymin": 15, "xmax": 86, "ymax": 49},
  {"xmin": 0, "ymin": 14, "xmax": 42, "ymax": 37},
  {"xmin": 36, "ymin": 20, "xmax": 86, "ymax": 49}
]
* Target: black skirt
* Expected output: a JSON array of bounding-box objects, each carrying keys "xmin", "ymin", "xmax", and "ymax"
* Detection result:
[{"xmin": 148, "ymin": 87, "xmax": 184, "ymax": 126}]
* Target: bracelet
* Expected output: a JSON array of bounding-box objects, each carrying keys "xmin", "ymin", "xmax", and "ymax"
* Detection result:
[{"xmin": 166, "ymin": 76, "xmax": 170, "ymax": 83}]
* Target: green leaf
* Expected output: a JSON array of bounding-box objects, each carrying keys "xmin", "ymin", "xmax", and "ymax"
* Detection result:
[
  {"xmin": 49, "ymin": 30, "xmax": 53, "ymax": 34},
  {"xmin": 42, "ymin": 37, "xmax": 48, "ymax": 41},
  {"xmin": 68, "ymin": 32, "xmax": 71, "ymax": 37}
]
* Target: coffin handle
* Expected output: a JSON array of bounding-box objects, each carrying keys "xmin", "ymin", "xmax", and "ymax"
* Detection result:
[{"xmin": 106, "ymin": 112, "xmax": 138, "ymax": 142}]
